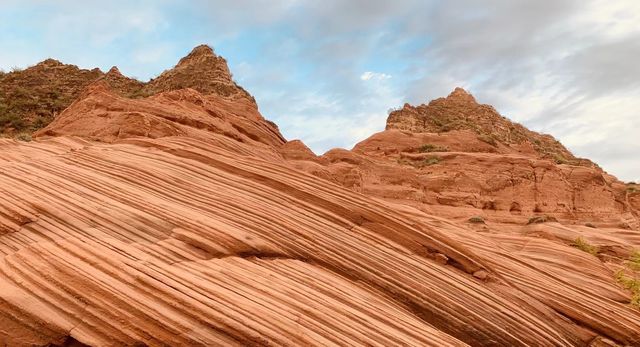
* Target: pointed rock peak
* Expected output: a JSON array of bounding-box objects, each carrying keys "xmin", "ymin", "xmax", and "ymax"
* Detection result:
[
  {"xmin": 446, "ymin": 87, "xmax": 476, "ymax": 103},
  {"xmin": 38, "ymin": 58, "xmax": 64, "ymax": 67},
  {"xmin": 190, "ymin": 44, "xmax": 215, "ymax": 56},
  {"xmin": 106, "ymin": 66, "xmax": 123, "ymax": 76},
  {"xmin": 177, "ymin": 44, "xmax": 218, "ymax": 67}
]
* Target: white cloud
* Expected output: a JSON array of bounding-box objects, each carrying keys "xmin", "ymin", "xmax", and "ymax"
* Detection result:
[
  {"xmin": 1, "ymin": 0, "xmax": 638, "ymax": 181},
  {"xmin": 360, "ymin": 71, "xmax": 391, "ymax": 81}
]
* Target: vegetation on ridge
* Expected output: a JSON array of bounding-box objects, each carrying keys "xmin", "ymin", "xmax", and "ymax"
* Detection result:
[
  {"xmin": 615, "ymin": 251, "xmax": 640, "ymax": 309},
  {"xmin": 572, "ymin": 237, "xmax": 599, "ymax": 256},
  {"xmin": 418, "ymin": 143, "xmax": 448, "ymax": 153}
]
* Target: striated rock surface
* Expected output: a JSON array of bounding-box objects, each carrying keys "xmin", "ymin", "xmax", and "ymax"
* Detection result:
[
  {"xmin": 34, "ymin": 82, "xmax": 285, "ymax": 148},
  {"xmin": 1, "ymin": 47, "xmax": 639, "ymax": 346}
]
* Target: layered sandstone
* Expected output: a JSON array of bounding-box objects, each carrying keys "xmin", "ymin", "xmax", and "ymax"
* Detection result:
[{"xmin": 1, "ymin": 46, "xmax": 639, "ymax": 347}]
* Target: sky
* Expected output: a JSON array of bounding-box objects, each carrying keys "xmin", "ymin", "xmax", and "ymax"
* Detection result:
[{"xmin": 0, "ymin": 0, "xmax": 638, "ymax": 182}]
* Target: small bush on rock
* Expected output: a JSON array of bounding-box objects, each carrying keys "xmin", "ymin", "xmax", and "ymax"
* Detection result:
[
  {"xmin": 418, "ymin": 144, "xmax": 448, "ymax": 153},
  {"xmin": 615, "ymin": 270, "xmax": 640, "ymax": 308},
  {"xmin": 527, "ymin": 215, "xmax": 558, "ymax": 225},
  {"xmin": 15, "ymin": 133, "xmax": 32, "ymax": 142},
  {"xmin": 468, "ymin": 216, "xmax": 485, "ymax": 224},
  {"xmin": 572, "ymin": 237, "xmax": 599, "ymax": 256}
]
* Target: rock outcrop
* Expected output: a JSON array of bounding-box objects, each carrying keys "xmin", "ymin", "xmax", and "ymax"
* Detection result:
[
  {"xmin": 35, "ymin": 82, "xmax": 285, "ymax": 148},
  {"xmin": 1, "ymin": 46, "xmax": 639, "ymax": 346},
  {"xmin": 386, "ymin": 87, "xmax": 590, "ymax": 166},
  {"xmin": 297, "ymin": 89, "xmax": 637, "ymax": 229},
  {"xmin": 0, "ymin": 45, "xmax": 255, "ymax": 136},
  {"xmin": 0, "ymin": 60, "xmax": 103, "ymax": 134},
  {"xmin": 142, "ymin": 45, "xmax": 254, "ymax": 102}
]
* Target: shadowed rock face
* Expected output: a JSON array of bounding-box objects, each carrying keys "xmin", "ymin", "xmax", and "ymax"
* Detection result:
[{"xmin": 1, "ymin": 46, "xmax": 640, "ymax": 346}]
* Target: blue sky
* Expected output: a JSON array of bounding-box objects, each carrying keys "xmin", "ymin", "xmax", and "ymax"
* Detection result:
[{"xmin": 1, "ymin": 0, "xmax": 639, "ymax": 182}]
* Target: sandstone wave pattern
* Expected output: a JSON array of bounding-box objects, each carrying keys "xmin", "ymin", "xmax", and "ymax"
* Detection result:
[{"xmin": 1, "ymin": 45, "xmax": 639, "ymax": 347}]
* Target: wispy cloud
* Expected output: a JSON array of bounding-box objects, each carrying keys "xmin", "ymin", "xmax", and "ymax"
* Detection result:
[{"xmin": 0, "ymin": 0, "xmax": 638, "ymax": 181}]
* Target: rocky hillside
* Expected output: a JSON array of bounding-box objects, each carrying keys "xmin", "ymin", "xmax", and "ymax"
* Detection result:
[
  {"xmin": 1, "ymin": 46, "xmax": 639, "ymax": 347},
  {"xmin": 387, "ymin": 88, "xmax": 593, "ymax": 166},
  {"xmin": 0, "ymin": 59, "xmax": 102, "ymax": 134},
  {"xmin": 0, "ymin": 45, "xmax": 251, "ymax": 136},
  {"xmin": 296, "ymin": 88, "xmax": 638, "ymax": 229}
]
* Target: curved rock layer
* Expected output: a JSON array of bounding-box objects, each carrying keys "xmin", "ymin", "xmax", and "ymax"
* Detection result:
[
  {"xmin": 1, "ymin": 51, "xmax": 639, "ymax": 346},
  {"xmin": 35, "ymin": 82, "xmax": 285, "ymax": 149},
  {"xmin": 1, "ymin": 134, "xmax": 639, "ymax": 346}
]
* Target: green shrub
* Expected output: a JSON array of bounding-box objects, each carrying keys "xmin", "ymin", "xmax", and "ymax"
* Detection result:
[
  {"xmin": 15, "ymin": 133, "xmax": 32, "ymax": 142},
  {"xmin": 418, "ymin": 144, "xmax": 448, "ymax": 153},
  {"xmin": 0, "ymin": 113, "xmax": 27, "ymax": 130},
  {"xmin": 128, "ymin": 88, "xmax": 153, "ymax": 99},
  {"xmin": 423, "ymin": 157, "xmax": 440, "ymax": 166},
  {"xmin": 527, "ymin": 215, "xmax": 558, "ymax": 225},
  {"xmin": 478, "ymin": 134, "xmax": 498, "ymax": 147},
  {"xmin": 468, "ymin": 216, "xmax": 485, "ymax": 224},
  {"xmin": 615, "ymin": 270, "xmax": 640, "ymax": 308},
  {"xmin": 397, "ymin": 156, "xmax": 441, "ymax": 168},
  {"xmin": 32, "ymin": 116, "xmax": 52, "ymax": 130},
  {"xmin": 553, "ymin": 153, "xmax": 569, "ymax": 165},
  {"xmin": 628, "ymin": 250, "xmax": 640, "ymax": 271},
  {"xmin": 572, "ymin": 237, "xmax": 599, "ymax": 256}
]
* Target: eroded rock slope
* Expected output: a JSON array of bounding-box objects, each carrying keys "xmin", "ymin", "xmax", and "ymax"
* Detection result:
[{"xmin": 0, "ymin": 46, "xmax": 639, "ymax": 347}]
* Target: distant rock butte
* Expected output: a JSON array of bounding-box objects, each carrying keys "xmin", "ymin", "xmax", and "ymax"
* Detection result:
[{"xmin": 1, "ymin": 45, "xmax": 639, "ymax": 346}]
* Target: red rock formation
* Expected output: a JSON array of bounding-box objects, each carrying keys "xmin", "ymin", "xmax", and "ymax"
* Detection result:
[
  {"xmin": 35, "ymin": 82, "xmax": 285, "ymax": 149},
  {"xmin": 307, "ymin": 89, "xmax": 638, "ymax": 230},
  {"xmin": 143, "ymin": 45, "xmax": 254, "ymax": 102},
  {"xmin": 0, "ymin": 45, "xmax": 257, "ymax": 136},
  {"xmin": 386, "ymin": 87, "xmax": 590, "ymax": 165},
  {"xmin": 1, "ymin": 47, "xmax": 639, "ymax": 346}
]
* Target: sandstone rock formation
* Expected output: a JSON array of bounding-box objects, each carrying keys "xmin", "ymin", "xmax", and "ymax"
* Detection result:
[
  {"xmin": 386, "ymin": 87, "xmax": 591, "ymax": 166},
  {"xmin": 1, "ymin": 45, "xmax": 639, "ymax": 346},
  {"xmin": 0, "ymin": 45, "xmax": 250, "ymax": 136},
  {"xmin": 300, "ymin": 89, "xmax": 638, "ymax": 230},
  {"xmin": 142, "ymin": 45, "xmax": 254, "ymax": 102}
]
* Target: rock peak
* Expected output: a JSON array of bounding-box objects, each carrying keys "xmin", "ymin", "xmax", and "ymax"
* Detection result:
[
  {"xmin": 190, "ymin": 44, "xmax": 215, "ymax": 55},
  {"xmin": 37, "ymin": 58, "xmax": 64, "ymax": 67},
  {"xmin": 177, "ymin": 44, "xmax": 217, "ymax": 67},
  {"xmin": 106, "ymin": 66, "xmax": 123, "ymax": 76},
  {"xmin": 144, "ymin": 44, "xmax": 253, "ymax": 100},
  {"xmin": 446, "ymin": 87, "xmax": 476, "ymax": 103}
]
